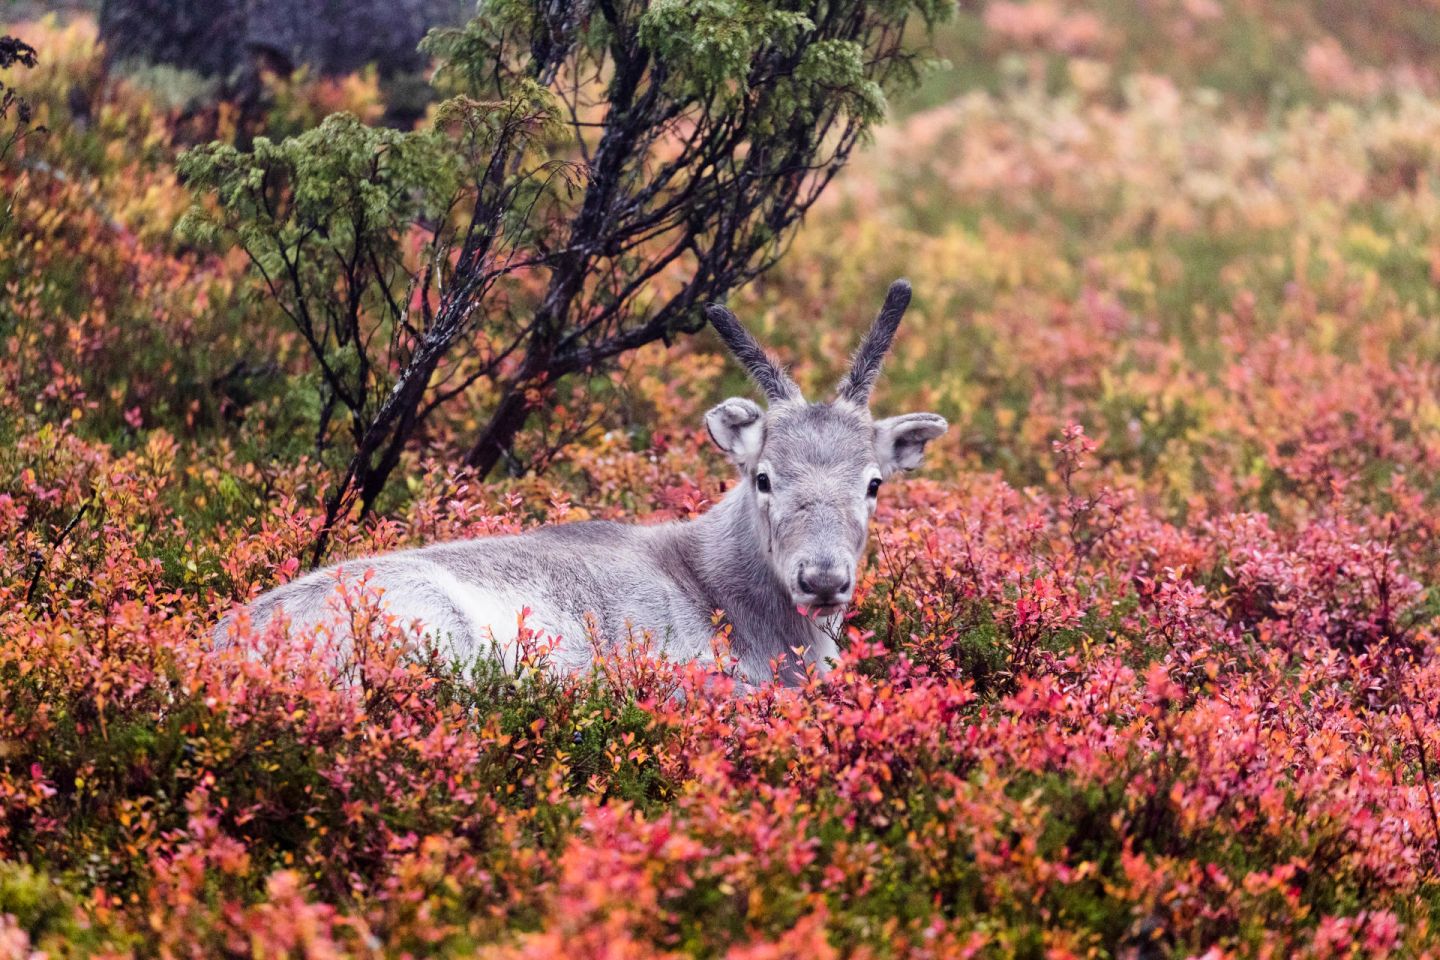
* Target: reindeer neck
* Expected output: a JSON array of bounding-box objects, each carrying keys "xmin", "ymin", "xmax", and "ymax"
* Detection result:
[{"xmin": 667, "ymin": 482, "xmax": 821, "ymax": 678}]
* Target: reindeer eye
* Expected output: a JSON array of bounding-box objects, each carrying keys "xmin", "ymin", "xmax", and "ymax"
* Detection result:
[
  {"xmin": 755, "ymin": 472, "xmax": 772, "ymax": 494},
  {"xmin": 866, "ymin": 477, "xmax": 882, "ymax": 497}
]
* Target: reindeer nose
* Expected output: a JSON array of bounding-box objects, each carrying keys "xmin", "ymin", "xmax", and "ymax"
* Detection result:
[{"xmin": 797, "ymin": 564, "xmax": 851, "ymax": 603}]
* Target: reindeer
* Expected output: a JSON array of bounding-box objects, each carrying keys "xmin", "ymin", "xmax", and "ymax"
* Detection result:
[{"xmin": 224, "ymin": 280, "xmax": 947, "ymax": 685}]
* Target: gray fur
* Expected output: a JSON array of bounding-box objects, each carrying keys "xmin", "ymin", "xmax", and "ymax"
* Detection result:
[{"xmin": 223, "ymin": 281, "xmax": 947, "ymax": 687}]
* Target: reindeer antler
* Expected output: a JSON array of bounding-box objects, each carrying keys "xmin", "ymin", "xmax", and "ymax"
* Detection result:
[
  {"xmin": 706, "ymin": 304, "xmax": 803, "ymax": 404},
  {"xmin": 836, "ymin": 279, "xmax": 912, "ymax": 406}
]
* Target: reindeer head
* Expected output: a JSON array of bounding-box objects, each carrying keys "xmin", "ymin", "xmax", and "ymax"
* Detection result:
[{"xmin": 704, "ymin": 280, "xmax": 948, "ymax": 616}]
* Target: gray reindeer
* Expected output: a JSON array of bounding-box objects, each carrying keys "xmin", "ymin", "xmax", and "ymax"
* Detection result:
[{"xmin": 225, "ymin": 280, "xmax": 947, "ymax": 685}]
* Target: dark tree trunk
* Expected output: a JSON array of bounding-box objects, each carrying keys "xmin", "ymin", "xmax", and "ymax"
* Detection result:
[
  {"xmin": 465, "ymin": 386, "xmax": 534, "ymax": 479},
  {"xmin": 462, "ymin": 27, "xmax": 654, "ymax": 477},
  {"xmin": 99, "ymin": 0, "xmax": 470, "ymax": 79},
  {"xmin": 98, "ymin": 0, "xmax": 248, "ymax": 78}
]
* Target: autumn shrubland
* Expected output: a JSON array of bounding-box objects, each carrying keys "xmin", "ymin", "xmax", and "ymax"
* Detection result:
[{"xmin": 3, "ymin": 3, "xmax": 1440, "ymax": 957}]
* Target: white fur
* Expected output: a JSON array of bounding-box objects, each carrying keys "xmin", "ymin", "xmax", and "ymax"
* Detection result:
[{"xmin": 423, "ymin": 563, "xmax": 529, "ymax": 669}]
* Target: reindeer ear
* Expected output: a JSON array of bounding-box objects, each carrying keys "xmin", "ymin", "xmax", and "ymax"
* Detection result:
[
  {"xmin": 875, "ymin": 413, "xmax": 948, "ymax": 477},
  {"xmin": 705, "ymin": 398, "xmax": 765, "ymax": 464}
]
